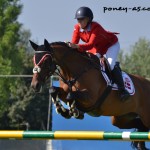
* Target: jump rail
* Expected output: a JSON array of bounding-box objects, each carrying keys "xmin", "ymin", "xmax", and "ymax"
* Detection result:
[{"xmin": 0, "ymin": 131, "xmax": 150, "ymax": 141}]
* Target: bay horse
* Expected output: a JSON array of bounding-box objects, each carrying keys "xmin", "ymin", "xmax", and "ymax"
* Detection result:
[{"xmin": 30, "ymin": 39, "xmax": 150, "ymax": 150}]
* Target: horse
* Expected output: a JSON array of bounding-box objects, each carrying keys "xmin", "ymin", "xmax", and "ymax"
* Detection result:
[{"xmin": 30, "ymin": 39, "xmax": 150, "ymax": 150}]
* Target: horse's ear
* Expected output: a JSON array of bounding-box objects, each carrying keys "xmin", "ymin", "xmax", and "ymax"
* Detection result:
[
  {"xmin": 44, "ymin": 39, "xmax": 52, "ymax": 52},
  {"xmin": 29, "ymin": 40, "xmax": 39, "ymax": 50}
]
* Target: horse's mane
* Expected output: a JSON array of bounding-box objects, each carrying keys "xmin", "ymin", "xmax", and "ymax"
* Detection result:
[
  {"xmin": 50, "ymin": 41, "xmax": 100, "ymax": 66},
  {"xmin": 50, "ymin": 41, "xmax": 87, "ymax": 56},
  {"xmin": 50, "ymin": 41, "xmax": 70, "ymax": 48},
  {"xmin": 50, "ymin": 41, "xmax": 88, "ymax": 57}
]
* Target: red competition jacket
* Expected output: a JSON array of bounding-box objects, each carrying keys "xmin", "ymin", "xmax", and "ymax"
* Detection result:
[{"xmin": 71, "ymin": 22, "xmax": 119, "ymax": 55}]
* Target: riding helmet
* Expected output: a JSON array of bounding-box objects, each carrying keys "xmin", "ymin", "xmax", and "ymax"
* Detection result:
[{"xmin": 75, "ymin": 6, "xmax": 93, "ymax": 21}]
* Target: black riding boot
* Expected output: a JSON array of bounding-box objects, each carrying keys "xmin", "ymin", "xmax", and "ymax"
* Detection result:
[{"xmin": 112, "ymin": 64, "xmax": 130, "ymax": 101}]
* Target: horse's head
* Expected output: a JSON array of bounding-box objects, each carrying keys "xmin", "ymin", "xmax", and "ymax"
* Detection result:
[{"xmin": 30, "ymin": 39, "xmax": 56, "ymax": 92}]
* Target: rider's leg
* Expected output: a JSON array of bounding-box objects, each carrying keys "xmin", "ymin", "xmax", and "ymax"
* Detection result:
[
  {"xmin": 105, "ymin": 41, "xmax": 120, "ymax": 70},
  {"xmin": 106, "ymin": 42, "xmax": 130, "ymax": 101},
  {"xmin": 112, "ymin": 63, "xmax": 130, "ymax": 101}
]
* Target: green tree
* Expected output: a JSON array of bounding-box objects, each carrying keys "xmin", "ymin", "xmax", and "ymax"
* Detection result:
[
  {"xmin": 119, "ymin": 38, "xmax": 150, "ymax": 78},
  {"xmin": 0, "ymin": 0, "xmax": 23, "ymax": 100},
  {"xmin": 0, "ymin": 0, "xmax": 52, "ymax": 130},
  {"xmin": 0, "ymin": 0, "xmax": 24, "ymax": 125}
]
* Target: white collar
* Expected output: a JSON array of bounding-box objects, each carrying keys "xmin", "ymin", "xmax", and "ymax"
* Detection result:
[{"xmin": 80, "ymin": 24, "xmax": 91, "ymax": 32}]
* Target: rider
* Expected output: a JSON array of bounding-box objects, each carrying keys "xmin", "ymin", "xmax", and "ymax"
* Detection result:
[{"xmin": 68, "ymin": 6, "xmax": 130, "ymax": 101}]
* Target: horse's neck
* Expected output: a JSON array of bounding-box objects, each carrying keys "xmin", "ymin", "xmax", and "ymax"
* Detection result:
[
  {"xmin": 53, "ymin": 46, "xmax": 90, "ymax": 77},
  {"xmin": 53, "ymin": 45, "xmax": 105, "ymax": 88}
]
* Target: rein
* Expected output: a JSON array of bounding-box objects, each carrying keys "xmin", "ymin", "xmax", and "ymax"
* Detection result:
[
  {"xmin": 54, "ymin": 49, "xmax": 94, "ymax": 91},
  {"xmin": 33, "ymin": 47, "xmax": 94, "ymax": 89}
]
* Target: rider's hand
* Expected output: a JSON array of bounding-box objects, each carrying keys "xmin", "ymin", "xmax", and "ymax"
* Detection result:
[
  {"xmin": 68, "ymin": 42, "xmax": 79, "ymax": 48},
  {"xmin": 69, "ymin": 43, "xmax": 79, "ymax": 49},
  {"xmin": 64, "ymin": 41, "xmax": 70, "ymax": 44},
  {"xmin": 65, "ymin": 41, "xmax": 79, "ymax": 49}
]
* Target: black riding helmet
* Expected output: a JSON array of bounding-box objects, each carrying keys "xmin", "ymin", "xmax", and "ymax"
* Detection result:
[{"xmin": 75, "ymin": 6, "xmax": 93, "ymax": 21}]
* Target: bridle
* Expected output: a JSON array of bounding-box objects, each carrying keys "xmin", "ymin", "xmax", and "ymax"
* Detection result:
[
  {"xmin": 32, "ymin": 45, "xmax": 97, "ymax": 90},
  {"xmin": 33, "ymin": 51, "xmax": 56, "ymax": 82}
]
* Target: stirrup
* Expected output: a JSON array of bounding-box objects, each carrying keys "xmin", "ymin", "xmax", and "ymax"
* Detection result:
[{"xmin": 120, "ymin": 90, "xmax": 130, "ymax": 101}]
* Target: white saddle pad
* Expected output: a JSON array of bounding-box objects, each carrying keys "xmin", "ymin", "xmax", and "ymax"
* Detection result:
[{"xmin": 101, "ymin": 64, "xmax": 135, "ymax": 95}]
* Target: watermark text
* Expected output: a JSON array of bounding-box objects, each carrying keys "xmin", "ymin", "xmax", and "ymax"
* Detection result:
[{"xmin": 103, "ymin": 6, "xmax": 150, "ymax": 13}]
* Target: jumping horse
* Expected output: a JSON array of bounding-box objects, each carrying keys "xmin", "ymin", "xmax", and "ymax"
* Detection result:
[{"xmin": 30, "ymin": 39, "xmax": 150, "ymax": 150}]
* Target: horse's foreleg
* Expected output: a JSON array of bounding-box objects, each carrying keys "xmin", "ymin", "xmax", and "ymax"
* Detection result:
[
  {"xmin": 67, "ymin": 99, "xmax": 84, "ymax": 120},
  {"xmin": 49, "ymin": 86, "xmax": 71, "ymax": 119},
  {"xmin": 50, "ymin": 86, "xmax": 85, "ymax": 119},
  {"xmin": 66, "ymin": 90, "xmax": 91, "ymax": 119}
]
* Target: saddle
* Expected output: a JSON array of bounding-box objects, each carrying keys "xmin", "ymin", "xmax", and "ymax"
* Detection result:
[{"xmin": 87, "ymin": 53, "xmax": 135, "ymax": 95}]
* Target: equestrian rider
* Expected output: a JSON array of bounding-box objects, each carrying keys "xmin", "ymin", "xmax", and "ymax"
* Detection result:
[{"xmin": 68, "ymin": 6, "xmax": 130, "ymax": 101}]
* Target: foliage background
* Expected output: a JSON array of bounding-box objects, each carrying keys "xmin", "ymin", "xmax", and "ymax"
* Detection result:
[{"xmin": 0, "ymin": 0, "xmax": 51, "ymax": 130}]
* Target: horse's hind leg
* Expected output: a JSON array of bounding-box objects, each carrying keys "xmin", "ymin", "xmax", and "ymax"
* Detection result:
[
  {"xmin": 127, "ymin": 118, "xmax": 149, "ymax": 150},
  {"xmin": 111, "ymin": 113, "xmax": 149, "ymax": 150},
  {"xmin": 111, "ymin": 113, "xmax": 149, "ymax": 130}
]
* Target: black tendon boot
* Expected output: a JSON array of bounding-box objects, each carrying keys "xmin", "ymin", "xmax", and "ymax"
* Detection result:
[{"xmin": 112, "ymin": 63, "xmax": 130, "ymax": 101}]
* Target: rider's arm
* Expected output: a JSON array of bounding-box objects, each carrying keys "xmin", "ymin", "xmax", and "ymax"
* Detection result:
[
  {"xmin": 78, "ymin": 27, "xmax": 99, "ymax": 52},
  {"xmin": 71, "ymin": 24, "xmax": 80, "ymax": 44}
]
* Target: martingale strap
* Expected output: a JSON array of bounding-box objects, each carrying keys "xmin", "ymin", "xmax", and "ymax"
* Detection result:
[{"xmin": 76, "ymin": 85, "xmax": 112, "ymax": 113}]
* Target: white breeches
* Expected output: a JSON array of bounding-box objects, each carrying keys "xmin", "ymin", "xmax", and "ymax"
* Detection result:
[
  {"xmin": 106, "ymin": 42, "xmax": 120, "ymax": 70},
  {"xmin": 96, "ymin": 42, "xmax": 120, "ymax": 70}
]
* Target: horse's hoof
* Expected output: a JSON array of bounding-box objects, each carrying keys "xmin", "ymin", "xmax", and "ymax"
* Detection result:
[
  {"xmin": 55, "ymin": 107, "xmax": 61, "ymax": 114},
  {"xmin": 61, "ymin": 109, "xmax": 72, "ymax": 119},
  {"xmin": 73, "ymin": 109, "xmax": 79, "ymax": 118},
  {"xmin": 72, "ymin": 109, "xmax": 84, "ymax": 120},
  {"xmin": 69, "ymin": 109, "xmax": 73, "ymax": 116},
  {"xmin": 131, "ymin": 141, "xmax": 149, "ymax": 150},
  {"xmin": 75, "ymin": 111, "xmax": 84, "ymax": 120}
]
